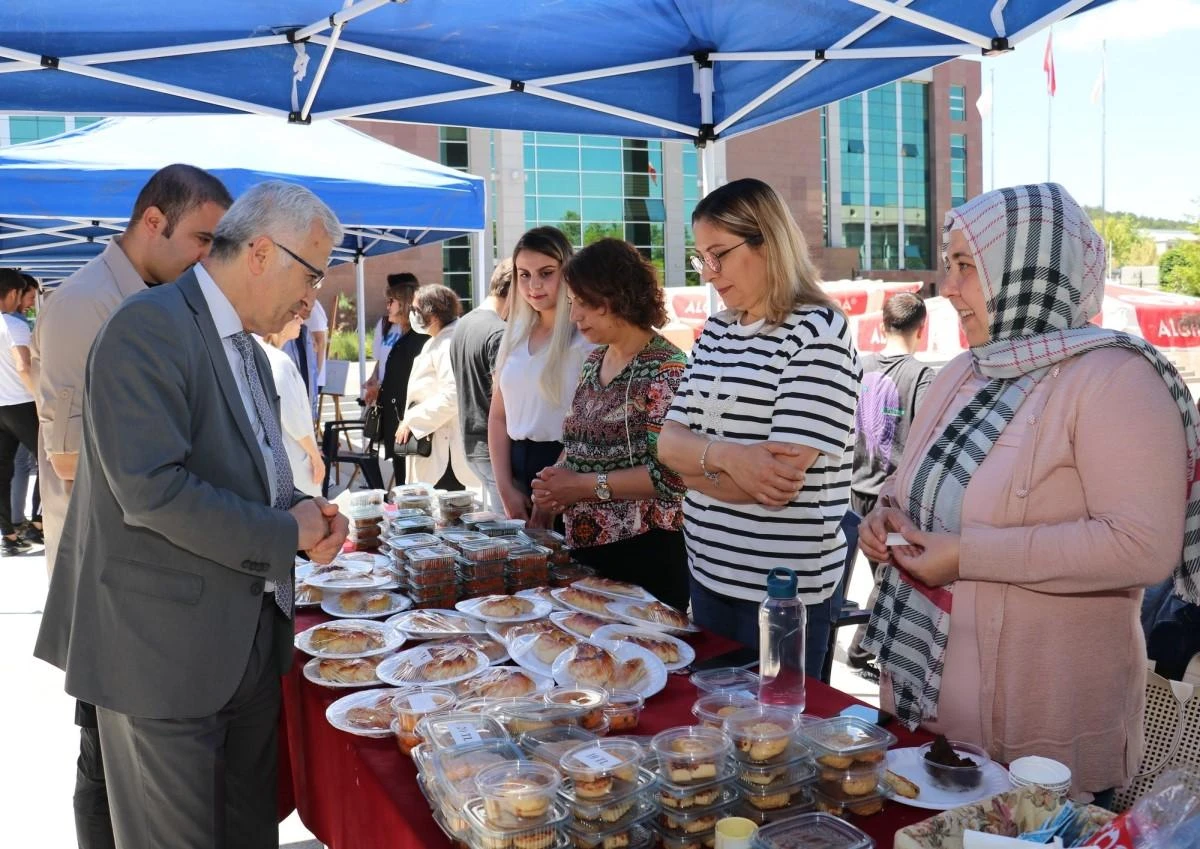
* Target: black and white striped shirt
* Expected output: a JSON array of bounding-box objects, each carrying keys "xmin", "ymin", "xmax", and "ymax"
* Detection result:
[{"xmin": 666, "ymin": 305, "xmax": 861, "ymax": 604}]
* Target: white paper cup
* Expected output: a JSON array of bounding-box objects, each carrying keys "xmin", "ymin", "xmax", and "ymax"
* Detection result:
[{"xmin": 715, "ymin": 817, "xmax": 758, "ymax": 849}]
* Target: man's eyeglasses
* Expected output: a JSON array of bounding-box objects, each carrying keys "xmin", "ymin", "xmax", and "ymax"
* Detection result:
[
  {"xmin": 689, "ymin": 240, "xmax": 748, "ymax": 276},
  {"xmin": 267, "ymin": 240, "xmax": 325, "ymax": 289}
]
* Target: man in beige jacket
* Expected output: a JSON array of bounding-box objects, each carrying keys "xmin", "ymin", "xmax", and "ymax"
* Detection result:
[{"xmin": 30, "ymin": 163, "xmax": 231, "ymax": 849}]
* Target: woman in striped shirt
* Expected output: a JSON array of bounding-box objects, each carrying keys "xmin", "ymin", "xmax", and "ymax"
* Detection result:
[{"xmin": 659, "ymin": 178, "xmax": 861, "ymax": 674}]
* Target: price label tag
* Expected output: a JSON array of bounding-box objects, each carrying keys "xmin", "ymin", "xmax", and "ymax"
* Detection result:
[
  {"xmin": 406, "ymin": 648, "xmax": 432, "ymax": 667},
  {"xmin": 571, "ymin": 747, "xmax": 625, "ymax": 771},
  {"xmin": 446, "ymin": 721, "xmax": 482, "ymax": 746},
  {"xmin": 407, "ymin": 692, "xmax": 440, "ymax": 712}
]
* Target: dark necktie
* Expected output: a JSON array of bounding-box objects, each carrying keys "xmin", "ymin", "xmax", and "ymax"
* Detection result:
[{"xmin": 230, "ymin": 331, "xmax": 295, "ymax": 618}]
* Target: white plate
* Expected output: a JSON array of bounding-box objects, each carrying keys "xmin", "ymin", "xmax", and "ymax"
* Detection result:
[
  {"xmin": 426, "ymin": 635, "xmax": 510, "ymax": 666},
  {"xmin": 453, "ymin": 666, "xmax": 557, "ymax": 699},
  {"xmin": 455, "ymin": 595, "xmax": 552, "ymax": 623},
  {"xmin": 294, "ymin": 619, "xmax": 405, "ymax": 659},
  {"xmin": 296, "ymin": 559, "xmax": 371, "ymax": 581},
  {"xmin": 549, "ymin": 587, "xmax": 626, "ymax": 617},
  {"xmin": 548, "ymin": 610, "xmax": 619, "ymax": 640},
  {"xmin": 320, "ymin": 590, "xmax": 413, "ymax": 619},
  {"xmin": 304, "ymin": 570, "xmax": 394, "ymax": 591},
  {"xmin": 295, "ymin": 584, "xmax": 324, "ymax": 607},
  {"xmin": 570, "ymin": 578, "xmax": 655, "ymax": 602},
  {"xmin": 604, "ymin": 599, "xmax": 700, "ymax": 636},
  {"xmin": 386, "ymin": 608, "xmax": 487, "ymax": 638},
  {"xmin": 506, "ymin": 630, "xmax": 580, "ymax": 679},
  {"xmin": 302, "ymin": 655, "xmax": 386, "ymax": 689},
  {"xmin": 591, "ymin": 625, "xmax": 696, "ymax": 672},
  {"xmin": 884, "ymin": 746, "xmax": 1012, "ymax": 810},
  {"xmin": 325, "ymin": 687, "xmax": 410, "ymax": 737},
  {"xmin": 550, "ymin": 642, "xmax": 668, "ymax": 699},
  {"xmin": 516, "ymin": 587, "xmax": 571, "ymax": 611},
  {"xmin": 376, "ymin": 645, "xmax": 491, "ymax": 687}
]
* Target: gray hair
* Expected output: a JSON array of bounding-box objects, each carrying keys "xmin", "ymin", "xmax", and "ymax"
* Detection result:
[{"xmin": 209, "ymin": 181, "xmax": 343, "ymax": 262}]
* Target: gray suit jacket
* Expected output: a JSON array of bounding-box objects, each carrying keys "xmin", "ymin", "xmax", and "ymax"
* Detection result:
[{"xmin": 34, "ymin": 269, "xmax": 303, "ymax": 719}]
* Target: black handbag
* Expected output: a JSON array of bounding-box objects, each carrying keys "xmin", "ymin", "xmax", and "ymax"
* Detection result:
[
  {"xmin": 394, "ymin": 433, "xmax": 433, "ymax": 457},
  {"xmin": 361, "ymin": 402, "xmax": 383, "ymax": 443}
]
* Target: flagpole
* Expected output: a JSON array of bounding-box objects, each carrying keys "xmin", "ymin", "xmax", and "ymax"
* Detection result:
[
  {"xmin": 1045, "ymin": 30, "xmax": 1053, "ymax": 182},
  {"xmin": 1101, "ymin": 40, "xmax": 1109, "ymax": 279},
  {"xmin": 990, "ymin": 67, "xmax": 996, "ymax": 191},
  {"xmin": 1046, "ymin": 87, "xmax": 1052, "ymax": 182}
]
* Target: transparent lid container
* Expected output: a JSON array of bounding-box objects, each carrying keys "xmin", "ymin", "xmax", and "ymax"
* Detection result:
[
  {"xmin": 438, "ymin": 491, "xmax": 477, "ymax": 509},
  {"xmin": 722, "ymin": 705, "xmax": 804, "ymax": 764},
  {"xmin": 491, "ymin": 701, "xmax": 586, "ymax": 735},
  {"xmin": 440, "ymin": 529, "xmax": 492, "ymax": 550},
  {"xmin": 386, "ymin": 532, "xmax": 442, "ymax": 553},
  {"xmin": 426, "ymin": 739, "xmax": 525, "ymax": 810},
  {"xmin": 393, "ymin": 483, "xmax": 435, "ymax": 498},
  {"xmin": 462, "ymin": 796, "xmax": 570, "ymax": 849},
  {"xmin": 738, "ymin": 773, "xmax": 818, "ymax": 811},
  {"xmin": 689, "ymin": 668, "xmax": 760, "ymax": 695},
  {"xmin": 650, "ymin": 726, "xmax": 733, "ymax": 786},
  {"xmin": 508, "ymin": 545, "xmax": 551, "ymax": 570},
  {"xmin": 405, "ymin": 544, "xmax": 457, "ymax": 571},
  {"xmin": 602, "ymin": 689, "xmax": 645, "ymax": 732},
  {"xmin": 566, "ymin": 817, "xmax": 656, "ymax": 849},
  {"xmin": 659, "ymin": 828, "xmax": 716, "ymax": 849},
  {"xmin": 404, "ymin": 564, "xmax": 457, "ymax": 588},
  {"xmin": 518, "ymin": 724, "xmax": 599, "ymax": 767},
  {"xmin": 344, "ymin": 488, "xmax": 387, "ymax": 508},
  {"xmin": 756, "ymin": 813, "xmax": 875, "ymax": 848},
  {"xmin": 459, "ymin": 537, "xmax": 520, "ymax": 562},
  {"xmin": 417, "ymin": 709, "xmax": 506, "ymax": 748},
  {"xmin": 655, "ymin": 756, "xmax": 738, "ymax": 808},
  {"xmin": 691, "ymin": 691, "xmax": 760, "ymax": 728},
  {"xmin": 454, "ymin": 556, "xmax": 507, "ymax": 579},
  {"xmin": 477, "ymin": 519, "xmax": 526, "ymax": 537},
  {"xmin": 656, "ymin": 789, "xmax": 740, "ymax": 836},
  {"xmin": 474, "ymin": 760, "xmax": 562, "ymax": 828},
  {"xmin": 809, "ymin": 782, "xmax": 889, "ymax": 818},
  {"xmin": 559, "ymin": 739, "xmax": 643, "ymax": 794},
  {"xmin": 563, "ymin": 771, "xmax": 657, "ymax": 824},
  {"xmin": 735, "ymin": 791, "xmax": 817, "ymax": 825},
  {"xmin": 391, "ymin": 507, "xmax": 429, "ymax": 520},
  {"xmin": 392, "ymin": 515, "xmax": 436, "ymax": 533},
  {"xmin": 801, "ymin": 716, "xmax": 897, "ymax": 766},
  {"xmin": 343, "ymin": 503, "xmax": 385, "ymax": 521},
  {"xmin": 518, "ymin": 527, "xmax": 566, "ymax": 552},
  {"xmin": 738, "ymin": 757, "xmax": 817, "ymax": 790},
  {"xmin": 461, "ymin": 510, "xmax": 505, "ymax": 529},
  {"xmin": 392, "ymin": 687, "xmax": 457, "ymax": 734}
]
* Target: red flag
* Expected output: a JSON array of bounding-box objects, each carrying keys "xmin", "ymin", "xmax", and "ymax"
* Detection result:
[
  {"xmin": 1043, "ymin": 31, "xmax": 1056, "ymax": 96},
  {"xmin": 648, "ymin": 162, "xmax": 658, "ymax": 186}
]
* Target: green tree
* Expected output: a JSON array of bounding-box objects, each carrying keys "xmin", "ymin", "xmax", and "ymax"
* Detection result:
[
  {"xmin": 1160, "ymin": 242, "xmax": 1200, "ymax": 297},
  {"xmin": 1093, "ymin": 214, "xmax": 1151, "ymax": 270}
]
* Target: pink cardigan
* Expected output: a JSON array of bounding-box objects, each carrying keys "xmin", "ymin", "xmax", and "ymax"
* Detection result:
[{"xmin": 883, "ymin": 347, "xmax": 1187, "ymax": 793}]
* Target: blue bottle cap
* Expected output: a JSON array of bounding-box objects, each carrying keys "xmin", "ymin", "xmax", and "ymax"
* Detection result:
[{"xmin": 766, "ymin": 567, "xmax": 798, "ymax": 599}]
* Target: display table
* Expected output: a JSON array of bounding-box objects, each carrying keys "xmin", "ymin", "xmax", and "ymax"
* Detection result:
[{"xmin": 281, "ymin": 610, "xmax": 936, "ymax": 849}]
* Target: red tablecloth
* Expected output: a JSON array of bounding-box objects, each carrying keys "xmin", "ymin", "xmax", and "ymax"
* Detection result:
[{"xmin": 280, "ymin": 611, "xmax": 935, "ymax": 848}]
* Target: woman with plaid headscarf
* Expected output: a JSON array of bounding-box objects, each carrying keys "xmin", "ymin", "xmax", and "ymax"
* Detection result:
[{"xmin": 859, "ymin": 183, "xmax": 1200, "ymax": 800}]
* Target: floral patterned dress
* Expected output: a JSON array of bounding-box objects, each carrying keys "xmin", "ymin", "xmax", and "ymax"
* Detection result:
[{"xmin": 561, "ymin": 334, "xmax": 687, "ymax": 548}]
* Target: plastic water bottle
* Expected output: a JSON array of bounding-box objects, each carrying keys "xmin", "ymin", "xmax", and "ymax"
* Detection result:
[{"xmin": 758, "ymin": 567, "xmax": 806, "ymax": 711}]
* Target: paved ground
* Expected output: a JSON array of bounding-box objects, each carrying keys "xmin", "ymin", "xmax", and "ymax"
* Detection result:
[{"xmin": 3, "ymin": 472, "xmax": 877, "ymax": 848}]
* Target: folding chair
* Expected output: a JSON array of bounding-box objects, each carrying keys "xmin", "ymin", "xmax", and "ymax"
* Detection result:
[
  {"xmin": 821, "ymin": 510, "xmax": 869, "ymax": 683},
  {"xmin": 321, "ymin": 420, "xmax": 384, "ymax": 497}
]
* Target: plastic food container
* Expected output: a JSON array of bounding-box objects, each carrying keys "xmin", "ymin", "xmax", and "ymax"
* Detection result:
[
  {"xmin": 507, "ymin": 576, "xmax": 549, "ymax": 595},
  {"xmin": 689, "ymin": 668, "xmax": 760, "ymax": 695},
  {"xmin": 416, "ymin": 712, "xmax": 508, "ymax": 750},
  {"xmin": 477, "ymin": 519, "xmax": 526, "ymax": 537},
  {"xmin": 810, "ymin": 782, "xmax": 889, "ymax": 818},
  {"xmin": 658, "ymin": 828, "xmax": 717, "ymax": 849},
  {"xmin": 518, "ymin": 528, "xmax": 566, "ymax": 552},
  {"xmin": 802, "ymin": 716, "xmax": 896, "ymax": 770},
  {"xmin": 462, "ymin": 576, "xmax": 509, "ymax": 597},
  {"xmin": 387, "ymin": 532, "xmax": 442, "ymax": 556},
  {"xmin": 344, "ymin": 488, "xmax": 387, "ymax": 508},
  {"xmin": 558, "ymin": 739, "xmax": 643, "ymax": 799},
  {"xmin": 462, "ymin": 796, "xmax": 569, "ymax": 849},
  {"xmin": 816, "ymin": 760, "xmax": 887, "ymax": 799},
  {"xmin": 738, "ymin": 758, "xmax": 816, "ymax": 791},
  {"xmin": 493, "ymin": 701, "xmax": 587, "ymax": 736},
  {"xmin": 568, "ymin": 813, "xmax": 657, "ymax": 849},
  {"xmin": 602, "ymin": 690, "xmax": 644, "ymax": 733},
  {"xmin": 439, "ymin": 491, "xmax": 476, "ymax": 510},
  {"xmin": 651, "ymin": 726, "xmax": 733, "ymax": 786},
  {"xmin": 739, "ymin": 775, "xmax": 817, "ymax": 812},
  {"xmin": 440, "ymin": 529, "xmax": 492, "ymax": 551},
  {"xmin": 392, "ymin": 515, "xmax": 437, "ymax": 534},
  {"xmin": 461, "ymin": 510, "xmax": 505, "ymax": 530},
  {"xmin": 508, "ymin": 544, "xmax": 551, "ymax": 571},
  {"xmin": 460, "ymin": 537, "xmax": 520, "ymax": 563},
  {"xmin": 918, "ymin": 739, "xmax": 989, "ymax": 791},
  {"xmin": 656, "ymin": 757, "xmax": 738, "ymax": 810},
  {"xmin": 455, "ymin": 556, "xmax": 507, "ymax": 580},
  {"xmin": 750, "ymin": 811, "xmax": 873, "ymax": 849},
  {"xmin": 390, "ymin": 719, "xmax": 423, "ymax": 756},
  {"xmin": 722, "ymin": 706, "xmax": 804, "ymax": 764},
  {"xmin": 427, "ymin": 740, "xmax": 526, "ymax": 812},
  {"xmin": 549, "ymin": 562, "xmax": 596, "ymax": 587},
  {"xmin": 545, "ymin": 687, "xmax": 609, "ymax": 732},
  {"xmin": 518, "ymin": 724, "xmax": 599, "ymax": 767},
  {"xmin": 406, "ymin": 544, "xmax": 457, "ymax": 572},
  {"xmin": 691, "ymin": 691, "xmax": 761, "ymax": 729},
  {"xmin": 391, "ymin": 507, "xmax": 429, "ymax": 520},
  {"xmin": 560, "ymin": 766, "xmax": 657, "ymax": 818},
  {"xmin": 407, "ymin": 578, "xmax": 459, "ymax": 602},
  {"xmin": 475, "ymin": 760, "xmax": 563, "ymax": 828},
  {"xmin": 405, "ymin": 564, "xmax": 456, "ymax": 588},
  {"xmin": 391, "ymin": 688, "xmax": 456, "ymax": 733},
  {"xmin": 656, "ymin": 788, "xmax": 740, "ymax": 836}
]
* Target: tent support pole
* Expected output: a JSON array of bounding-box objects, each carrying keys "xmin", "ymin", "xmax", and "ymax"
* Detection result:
[{"xmin": 355, "ymin": 251, "xmax": 368, "ymax": 387}]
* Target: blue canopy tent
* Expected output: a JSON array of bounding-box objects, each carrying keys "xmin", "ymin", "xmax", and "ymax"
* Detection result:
[
  {"xmin": 0, "ymin": 115, "xmax": 486, "ymax": 381},
  {"xmin": 1, "ymin": 0, "xmax": 1112, "ymax": 190}
]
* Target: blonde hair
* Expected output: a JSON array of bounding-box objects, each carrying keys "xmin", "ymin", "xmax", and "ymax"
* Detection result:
[
  {"xmin": 692, "ymin": 178, "xmax": 837, "ymax": 326},
  {"xmin": 496, "ymin": 227, "xmax": 578, "ymax": 406}
]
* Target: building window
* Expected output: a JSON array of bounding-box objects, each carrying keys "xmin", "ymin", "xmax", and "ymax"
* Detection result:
[
  {"xmin": 524, "ymin": 133, "xmax": 667, "ymax": 281},
  {"xmin": 950, "ymin": 133, "xmax": 967, "ymax": 207},
  {"xmin": 682, "ymin": 145, "xmax": 700, "ymax": 286},
  {"xmin": 438, "ymin": 127, "xmax": 473, "ymax": 308},
  {"xmin": 7, "ymin": 116, "xmax": 67, "ymax": 145},
  {"xmin": 949, "ymin": 85, "xmax": 966, "ymax": 122}
]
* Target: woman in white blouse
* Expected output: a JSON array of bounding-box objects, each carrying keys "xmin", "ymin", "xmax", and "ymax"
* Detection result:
[
  {"xmin": 398, "ymin": 285, "xmax": 480, "ymax": 491},
  {"xmin": 488, "ymin": 227, "xmax": 592, "ymax": 523},
  {"xmin": 256, "ymin": 316, "xmax": 324, "ymax": 496}
]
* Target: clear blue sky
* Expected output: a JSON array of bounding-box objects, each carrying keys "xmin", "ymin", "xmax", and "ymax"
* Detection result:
[{"xmin": 980, "ymin": 0, "xmax": 1198, "ymax": 221}]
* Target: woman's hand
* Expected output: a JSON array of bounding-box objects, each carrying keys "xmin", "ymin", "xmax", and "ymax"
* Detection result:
[
  {"xmin": 396, "ymin": 424, "xmax": 411, "ymax": 446},
  {"xmin": 531, "ymin": 466, "xmax": 588, "ymax": 515},
  {"xmin": 362, "ymin": 377, "xmax": 380, "ymax": 405},
  {"xmin": 498, "ymin": 481, "xmax": 532, "ymax": 522},
  {"xmin": 711, "ymin": 441, "xmax": 808, "ymax": 507},
  {"xmin": 859, "ymin": 504, "xmax": 912, "ymax": 564},
  {"xmin": 309, "ymin": 454, "xmax": 325, "ymax": 486},
  {"xmin": 891, "ymin": 527, "xmax": 961, "ymax": 588}
]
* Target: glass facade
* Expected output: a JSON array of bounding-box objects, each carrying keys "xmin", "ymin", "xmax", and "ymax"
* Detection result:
[
  {"xmin": 950, "ymin": 133, "xmax": 967, "ymax": 207},
  {"xmin": 949, "ymin": 85, "xmax": 966, "ymax": 122},
  {"xmin": 837, "ymin": 81, "xmax": 931, "ymax": 271},
  {"xmin": 523, "ymin": 133, "xmax": 666, "ymax": 278},
  {"xmin": 438, "ymin": 127, "xmax": 474, "ymax": 307},
  {"xmin": 682, "ymin": 145, "xmax": 700, "ymax": 286},
  {"xmin": 3, "ymin": 116, "xmax": 102, "ymax": 146}
]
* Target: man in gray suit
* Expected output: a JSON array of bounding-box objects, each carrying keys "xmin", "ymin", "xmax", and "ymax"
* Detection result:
[{"xmin": 35, "ymin": 181, "xmax": 350, "ymax": 849}]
